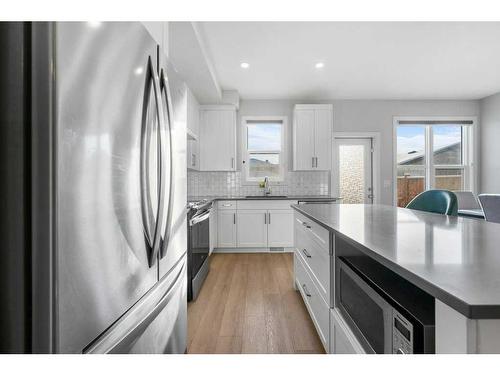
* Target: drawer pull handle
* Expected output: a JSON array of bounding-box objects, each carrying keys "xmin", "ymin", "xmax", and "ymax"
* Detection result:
[
  {"xmin": 223, "ymin": 204, "xmax": 231, "ymax": 207},
  {"xmin": 302, "ymin": 222, "xmax": 311, "ymax": 229},
  {"xmin": 302, "ymin": 284, "xmax": 312, "ymax": 297},
  {"xmin": 302, "ymin": 249, "xmax": 312, "ymax": 258}
]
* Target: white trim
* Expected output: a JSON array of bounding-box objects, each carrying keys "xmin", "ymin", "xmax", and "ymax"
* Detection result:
[
  {"xmin": 241, "ymin": 116, "xmax": 288, "ymax": 185},
  {"xmin": 331, "ymin": 132, "xmax": 381, "ymax": 204},
  {"xmin": 392, "ymin": 116, "xmax": 478, "ymax": 206}
]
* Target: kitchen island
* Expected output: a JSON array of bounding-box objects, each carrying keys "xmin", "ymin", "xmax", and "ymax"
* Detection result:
[{"xmin": 291, "ymin": 203, "xmax": 500, "ymax": 354}]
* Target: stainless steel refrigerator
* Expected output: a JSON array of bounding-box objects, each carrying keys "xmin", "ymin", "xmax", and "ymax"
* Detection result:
[{"xmin": 0, "ymin": 22, "xmax": 187, "ymax": 353}]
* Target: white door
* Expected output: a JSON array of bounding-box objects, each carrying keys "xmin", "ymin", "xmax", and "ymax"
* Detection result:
[
  {"xmin": 267, "ymin": 210, "xmax": 294, "ymax": 247},
  {"xmin": 333, "ymin": 138, "xmax": 373, "ymax": 204},
  {"xmin": 314, "ymin": 108, "xmax": 332, "ymax": 170},
  {"xmin": 217, "ymin": 210, "xmax": 237, "ymax": 247},
  {"xmin": 294, "ymin": 109, "xmax": 315, "ymax": 170},
  {"xmin": 236, "ymin": 210, "xmax": 268, "ymax": 247}
]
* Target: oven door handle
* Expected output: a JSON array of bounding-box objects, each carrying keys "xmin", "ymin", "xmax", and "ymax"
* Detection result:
[{"xmin": 190, "ymin": 211, "xmax": 211, "ymax": 226}]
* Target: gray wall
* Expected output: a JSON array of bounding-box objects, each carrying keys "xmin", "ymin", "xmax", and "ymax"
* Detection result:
[
  {"xmin": 239, "ymin": 99, "xmax": 480, "ymax": 205},
  {"xmin": 480, "ymin": 92, "xmax": 500, "ymax": 193}
]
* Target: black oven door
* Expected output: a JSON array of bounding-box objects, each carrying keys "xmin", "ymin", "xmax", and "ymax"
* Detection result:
[
  {"xmin": 187, "ymin": 208, "xmax": 210, "ymax": 300},
  {"xmin": 337, "ymin": 258, "xmax": 394, "ymax": 353}
]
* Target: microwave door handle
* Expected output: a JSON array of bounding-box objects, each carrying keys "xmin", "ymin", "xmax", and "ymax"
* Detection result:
[
  {"xmin": 158, "ymin": 69, "xmax": 174, "ymax": 259},
  {"xmin": 140, "ymin": 56, "xmax": 158, "ymax": 265}
]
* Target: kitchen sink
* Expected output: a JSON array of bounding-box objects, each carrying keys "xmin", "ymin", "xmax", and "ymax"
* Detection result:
[{"xmin": 245, "ymin": 195, "xmax": 288, "ymax": 199}]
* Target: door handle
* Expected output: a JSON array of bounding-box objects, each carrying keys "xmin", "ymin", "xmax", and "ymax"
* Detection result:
[
  {"xmin": 302, "ymin": 284, "xmax": 312, "ymax": 297},
  {"xmin": 140, "ymin": 56, "xmax": 165, "ymax": 267},
  {"xmin": 158, "ymin": 68, "xmax": 174, "ymax": 260},
  {"xmin": 302, "ymin": 249, "xmax": 312, "ymax": 258}
]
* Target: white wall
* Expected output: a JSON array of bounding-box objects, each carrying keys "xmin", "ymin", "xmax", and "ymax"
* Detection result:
[
  {"xmin": 141, "ymin": 22, "xmax": 169, "ymax": 56},
  {"xmin": 239, "ymin": 99, "xmax": 480, "ymax": 204},
  {"xmin": 480, "ymin": 92, "xmax": 500, "ymax": 193}
]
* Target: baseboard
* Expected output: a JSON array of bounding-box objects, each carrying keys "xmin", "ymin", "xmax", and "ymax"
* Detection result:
[{"xmin": 213, "ymin": 247, "xmax": 294, "ymax": 254}]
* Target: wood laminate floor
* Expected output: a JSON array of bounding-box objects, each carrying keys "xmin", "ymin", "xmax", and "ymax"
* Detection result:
[{"xmin": 187, "ymin": 253, "xmax": 325, "ymax": 354}]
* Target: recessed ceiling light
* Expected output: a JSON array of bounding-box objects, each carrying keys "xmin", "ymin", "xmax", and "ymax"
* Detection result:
[
  {"xmin": 88, "ymin": 21, "xmax": 102, "ymax": 28},
  {"xmin": 240, "ymin": 62, "xmax": 250, "ymax": 69},
  {"xmin": 315, "ymin": 62, "xmax": 325, "ymax": 69}
]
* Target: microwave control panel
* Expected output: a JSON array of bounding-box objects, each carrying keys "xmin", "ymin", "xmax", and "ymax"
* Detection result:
[{"xmin": 392, "ymin": 311, "xmax": 413, "ymax": 354}]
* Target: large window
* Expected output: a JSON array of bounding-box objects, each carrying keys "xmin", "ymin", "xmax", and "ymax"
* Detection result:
[
  {"xmin": 395, "ymin": 119, "xmax": 474, "ymax": 207},
  {"xmin": 242, "ymin": 117, "xmax": 286, "ymax": 182}
]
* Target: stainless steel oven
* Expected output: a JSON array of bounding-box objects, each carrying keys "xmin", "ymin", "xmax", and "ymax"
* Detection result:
[
  {"xmin": 187, "ymin": 200, "xmax": 213, "ymax": 301},
  {"xmin": 336, "ymin": 257, "xmax": 435, "ymax": 354}
]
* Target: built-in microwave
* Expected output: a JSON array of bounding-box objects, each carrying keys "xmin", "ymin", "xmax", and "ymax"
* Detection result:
[{"xmin": 336, "ymin": 256, "xmax": 435, "ymax": 354}]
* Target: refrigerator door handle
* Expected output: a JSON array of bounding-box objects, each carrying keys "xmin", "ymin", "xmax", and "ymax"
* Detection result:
[
  {"xmin": 158, "ymin": 69, "xmax": 174, "ymax": 259},
  {"xmin": 140, "ymin": 56, "xmax": 165, "ymax": 267}
]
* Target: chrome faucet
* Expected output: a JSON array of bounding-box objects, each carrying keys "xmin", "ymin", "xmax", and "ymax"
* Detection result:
[{"xmin": 263, "ymin": 176, "xmax": 271, "ymax": 196}]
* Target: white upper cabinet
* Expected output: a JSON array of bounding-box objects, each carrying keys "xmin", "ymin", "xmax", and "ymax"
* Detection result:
[
  {"xmin": 199, "ymin": 105, "xmax": 237, "ymax": 171},
  {"xmin": 186, "ymin": 88, "xmax": 199, "ymax": 138},
  {"xmin": 293, "ymin": 104, "xmax": 333, "ymax": 171}
]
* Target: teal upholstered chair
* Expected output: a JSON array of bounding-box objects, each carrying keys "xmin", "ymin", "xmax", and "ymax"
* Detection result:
[{"xmin": 406, "ymin": 190, "xmax": 458, "ymax": 216}]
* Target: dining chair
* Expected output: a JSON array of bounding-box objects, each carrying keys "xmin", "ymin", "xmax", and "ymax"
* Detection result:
[
  {"xmin": 454, "ymin": 191, "xmax": 480, "ymax": 210},
  {"xmin": 406, "ymin": 189, "xmax": 458, "ymax": 216},
  {"xmin": 478, "ymin": 194, "xmax": 500, "ymax": 224}
]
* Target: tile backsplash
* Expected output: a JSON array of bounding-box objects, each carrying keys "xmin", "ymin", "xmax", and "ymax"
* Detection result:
[{"xmin": 188, "ymin": 171, "xmax": 330, "ymax": 197}]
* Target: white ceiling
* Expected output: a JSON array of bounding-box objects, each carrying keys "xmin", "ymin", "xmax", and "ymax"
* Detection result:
[{"xmin": 198, "ymin": 22, "xmax": 500, "ymax": 100}]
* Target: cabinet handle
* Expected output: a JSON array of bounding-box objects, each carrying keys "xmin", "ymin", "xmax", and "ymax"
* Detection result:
[
  {"xmin": 312, "ymin": 157, "xmax": 314, "ymax": 168},
  {"xmin": 268, "ymin": 212, "xmax": 271, "ymax": 224},
  {"xmin": 233, "ymin": 213, "xmax": 236, "ymax": 224},
  {"xmin": 264, "ymin": 213, "xmax": 267, "ymax": 224},
  {"xmin": 192, "ymin": 154, "xmax": 196, "ymax": 167},
  {"xmin": 302, "ymin": 284, "xmax": 312, "ymax": 297},
  {"xmin": 302, "ymin": 249, "xmax": 311, "ymax": 258},
  {"xmin": 315, "ymin": 157, "xmax": 318, "ymax": 168},
  {"xmin": 231, "ymin": 157, "xmax": 234, "ymax": 169},
  {"xmin": 302, "ymin": 221, "xmax": 311, "ymax": 229}
]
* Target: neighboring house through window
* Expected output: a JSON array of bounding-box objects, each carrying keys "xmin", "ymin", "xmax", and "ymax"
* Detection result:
[
  {"xmin": 394, "ymin": 118, "xmax": 475, "ymax": 207},
  {"xmin": 242, "ymin": 117, "xmax": 286, "ymax": 183}
]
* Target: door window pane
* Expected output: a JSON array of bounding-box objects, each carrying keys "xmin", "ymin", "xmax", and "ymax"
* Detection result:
[
  {"xmin": 247, "ymin": 123, "xmax": 282, "ymax": 151},
  {"xmin": 397, "ymin": 166, "xmax": 425, "ymax": 207},
  {"xmin": 435, "ymin": 168, "xmax": 464, "ymax": 191},
  {"xmin": 433, "ymin": 126, "xmax": 462, "ymax": 165},
  {"xmin": 339, "ymin": 145, "xmax": 365, "ymax": 204},
  {"xmin": 248, "ymin": 153, "xmax": 280, "ymax": 178},
  {"xmin": 397, "ymin": 126, "xmax": 425, "ymax": 166}
]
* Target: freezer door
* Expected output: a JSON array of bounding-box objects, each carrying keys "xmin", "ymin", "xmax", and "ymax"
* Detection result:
[
  {"xmin": 55, "ymin": 22, "xmax": 162, "ymax": 353},
  {"xmin": 85, "ymin": 257, "xmax": 187, "ymax": 354},
  {"xmin": 158, "ymin": 54, "xmax": 188, "ymax": 279}
]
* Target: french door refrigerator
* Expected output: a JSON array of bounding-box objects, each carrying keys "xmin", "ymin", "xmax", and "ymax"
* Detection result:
[{"xmin": 0, "ymin": 22, "xmax": 187, "ymax": 353}]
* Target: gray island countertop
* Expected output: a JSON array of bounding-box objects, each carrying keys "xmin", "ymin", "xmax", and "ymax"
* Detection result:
[{"xmin": 292, "ymin": 203, "xmax": 500, "ymax": 319}]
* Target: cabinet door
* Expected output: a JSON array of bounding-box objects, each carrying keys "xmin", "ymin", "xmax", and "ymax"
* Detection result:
[
  {"xmin": 267, "ymin": 210, "xmax": 294, "ymax": 247},
  {"xmin": 200, "ymin": 109, "xmax": 236, "ymax": 171},
  {"xmin": 293, "ymin": 109, "xmax": 315, "ymax": 170},
  {"xmin": 187, "ymin": 139, "xmax": 199, "ymax": 170},
  {"xmin": 217, "ymin": 210, "xmax": 237, "ymax": 248},
  {"xmin": 209, "ymin": 206, "xmax": 217, "ymax": 255},
  {"xmin": 314, "ymin": 108, "xmax": 332, "ymax": 170},
  {"xmin": 236, "ymin": 210, "xmax": 268, "ymax": 248}
]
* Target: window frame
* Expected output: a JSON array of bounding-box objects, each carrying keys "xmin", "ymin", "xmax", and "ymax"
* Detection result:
[
  {"xmin": 241, "ymin": 116, "xmax": 288, "ymax": 184},
  {"xmin": 393, "ymin": 116, "xmax": 477, "ymax": 206}
]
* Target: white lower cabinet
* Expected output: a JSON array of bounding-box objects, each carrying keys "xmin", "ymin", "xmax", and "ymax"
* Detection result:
[
  {"xmin": 217, "ymin": 210, "xmax": 236, "ymax": 248},
  {"xmin": 267, "ymin": 210, "xmax": 294, "ymax": 247},
  {"xmin": 295, "ymin": 252, "xmax": 330, "ymax": 352},
  {"xmin": 330, "ymin": 308, "xmax": 366, "ymax": 354},
  {"xmin": 236, "ymin": 210, "xmax": 268, "ymax": 247}
]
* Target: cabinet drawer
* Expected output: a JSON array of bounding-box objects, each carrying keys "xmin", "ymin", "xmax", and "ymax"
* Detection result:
[
  {"xmin": 217, "ymin": 200, "xmax": 236, "ymax": 210},
  {"xmin": 295, "ymin": 212, "xmax": 329, "ymax": 251},
  {"xmin": 330, "ymin": 309, "xmax": 365, "ymax": 354},
  {"xmin": 295, "ymin": 253, "xmax": 329, "ymax": 352},
  {"xmin": 295, "ymin": 224, "xmax": 330, "ymax": 305},
  {"xmin": 237, "ymin": 200, "xmax": 297, "ymax": 210}
]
